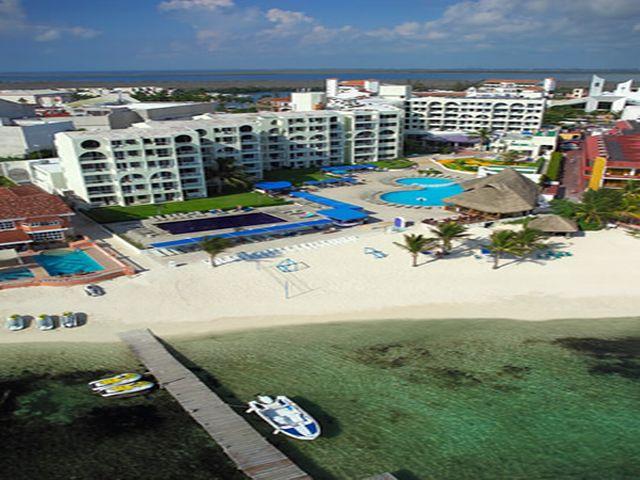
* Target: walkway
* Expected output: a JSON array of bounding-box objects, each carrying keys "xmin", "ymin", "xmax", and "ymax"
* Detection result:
[{"xmin": 119, "ymin": 329, "xmax": 312, "ymax": 480}]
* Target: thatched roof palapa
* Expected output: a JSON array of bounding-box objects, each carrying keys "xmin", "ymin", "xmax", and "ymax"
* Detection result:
[
  {"xmin": 444, "ymin": 168, "xmax": 539, "ymax": 214},
  {"xmin": 528, "ymin": 214, "xmax": 578, "ymax": 233}
]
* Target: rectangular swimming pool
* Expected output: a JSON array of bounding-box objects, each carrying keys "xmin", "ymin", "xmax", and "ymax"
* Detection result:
[
  {"xmin": 157, "ymin": 212, "xmax": 286, "ymax": 235},
  {"xmin": 0, "ymin": 267, "xmax": 35, "ymax": 282},
  {"xmin": 34, "ymin": 250, "xmax": 105, "ymax": 276}
]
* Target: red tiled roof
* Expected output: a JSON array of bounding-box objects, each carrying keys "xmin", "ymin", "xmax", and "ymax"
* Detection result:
[
  {"xmin": 0, "ymin": 229, "xmax": 31, "ymax": 245},
  {"xmin": 340, "ymin": 80, "xmax": 366, "ymax": 87},
  {"xmin": 414, "ymin": 91, "xmax": 467, "ymax": 98},
  {"xmin": 0, "ymin": 185, "xmax": 73, "ymax": 220}
]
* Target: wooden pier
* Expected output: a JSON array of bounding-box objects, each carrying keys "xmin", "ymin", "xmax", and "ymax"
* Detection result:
[{"xmin": 119, "ymin": 329, "xmax": 311, "ymax": 480}]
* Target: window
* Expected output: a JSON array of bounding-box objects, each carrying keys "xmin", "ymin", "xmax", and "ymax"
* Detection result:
[
  {"xmin": 81, "ymin": 140, "xmax": 101, "ymax": 149},
  {"xmin": 24, "ymin": 220, "xmax": 60, "ymax": 227},
  {"xmin": 30, "ymin": 231, "xmax": 64, "ymax": 242},
  {"xmin": 0, "ymin": 220, "xmax": 16, "ymax": 231}
]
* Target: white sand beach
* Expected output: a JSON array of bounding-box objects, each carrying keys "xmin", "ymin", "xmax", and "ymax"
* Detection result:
[{"xmin": 1, "ymin": 224, "xmax": 639, "ymax": 343}]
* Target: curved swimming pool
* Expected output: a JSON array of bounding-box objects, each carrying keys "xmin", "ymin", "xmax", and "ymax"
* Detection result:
[{"xmin": 380, "ymin": 177, "xmax": 463, "ymax": 206}]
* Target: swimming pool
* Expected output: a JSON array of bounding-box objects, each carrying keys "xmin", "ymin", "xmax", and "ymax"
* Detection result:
[
  {"xmin": 34, "ymin": 250, "xmax": 105, "ymax": 276},
  {"xmin": 0, "ymin": 267, "xmax": 35, "ymax": 282},
  {"xmin": 380, "ymin": 177, "xmax": 464, "ymax": 206},
  {"xmin": 157, "ymin": 212, "xmax": 286, "ymax": 235}
]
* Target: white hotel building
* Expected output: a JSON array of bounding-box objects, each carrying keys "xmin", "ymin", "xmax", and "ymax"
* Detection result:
[
  {"xmin": 403, "ymin": 93, "xmax": 545, "ymax": 134},
  {"xmin": 55, "ymin": 106, "xmax": 403, "ymax": 207}
]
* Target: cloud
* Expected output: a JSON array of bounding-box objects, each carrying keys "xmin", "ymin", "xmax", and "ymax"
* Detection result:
[
  {"xmin": 35, "ymin": 26, "xmax": 100, "ymax": 42},
  {"xmin": 0, "ymin": 0, "xmax": 26, "ymax": 33},
  {"xmin": 265, "ymin": 8, "xmax": 312, "ymax": 25},
  {"xmin": 158, "ymin": 0, "xmax": 234, "ymax": 11},
  {"xmin": 0, "ymin": 0, "xmax": 100, "ymax": 41},
  {"xmin": 162, "ymin": 0, "xmax": 640, "ymax": 63}
]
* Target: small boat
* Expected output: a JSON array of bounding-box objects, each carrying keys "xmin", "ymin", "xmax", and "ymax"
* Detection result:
[
  {"xmin": 36, "ymin": 314, "xmax": 54, "ymax": 331},
  {"xmin": 246, "ymin": 395, "xmax": 321, "ymax": 441},
  {"xmin": 61, "ymin": 311, "xmax": 79, "ymax": 328},
  {"xmin": 88, "ymin": 373, "xmax": 142, "ymax": 392},
  {"xmin": 5, "ymin": 314, "xmax": 26, "ymax": 331},
  {"xmin": 99, "ymin": 381, "xmax": 155, "ymax": 398}
]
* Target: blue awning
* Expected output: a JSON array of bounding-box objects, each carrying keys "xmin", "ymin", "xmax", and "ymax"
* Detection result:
[
  {"xmin": 150, "ymin": 219, "xmax": 332, "ymax": 249},
  {"xmin": 289, "ymin": 191, "xmax": 364, "ymax": 210},
  {"xmin": 318, "ymin": 208, "xmax": 368, "ymax": 222},
  {"xmin": 254, "ymin": 181, "xmax": 292, "ymax": 191}
]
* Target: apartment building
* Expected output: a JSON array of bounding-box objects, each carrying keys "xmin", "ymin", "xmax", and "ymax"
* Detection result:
[
  {"xmin": 338, "ymin": 105, "xmax": 403, "ymax": 163},
  {"xmin": 55, "ymin": 125, "xmax": 209, "ymax": 207},
  {"xmin": 403, "ymin": 93, "xmax": 545, "ymax": 134},
  {"xmin": 0, "ymin": 184, "xmax": 74, "ymax": 250},
  {"xmin": 55, "ymin": 107, "xmax": 403, "ymax": 207}
]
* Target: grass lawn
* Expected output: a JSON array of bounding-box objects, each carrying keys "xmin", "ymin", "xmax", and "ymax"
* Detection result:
[
  {"xmin": 86, "ymin": 192, "xmax": 288, "ymax": 223},
  {"xmin": 0, "ymin": 176, "xmax": 16, "ymax": 187},
  {"xmin": 369, "ymin": 158, "xmax": 416, "ymax": 169},
  {"xmin": 263, "ymin": 168, "xmax": 333, "ymax": 185},
  {"xmin": 439, "ymin": 157, "xmax": 538, "ymax": 173}
]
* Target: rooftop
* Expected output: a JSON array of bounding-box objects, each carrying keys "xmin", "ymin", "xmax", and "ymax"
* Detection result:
[{"xmin": 0, "ymin": 184, "xmax": 73, "ymax": 220}]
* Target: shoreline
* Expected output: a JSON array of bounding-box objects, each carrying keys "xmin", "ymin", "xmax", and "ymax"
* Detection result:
[{"xmin": 2, "ymin": 226, "xmax": 639, "ymax": 345}]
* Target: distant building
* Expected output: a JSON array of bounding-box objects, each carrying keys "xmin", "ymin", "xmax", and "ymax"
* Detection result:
[
  {"xmin": 551, "ymin": 75, "xmax": 640, "ymax": 117},
  {"xmin": 404, "ymin": 93, "xmax": 545, "ymax": 134},
  {"xmin": 0, "ymin": 117, "xmax": 74, "ymax": 157},
  {"xmin": 0, "ymin": 184, "xmax": 74, "ymax": 250},
  {"xmin": 67, "ymin": 102, "xmax": 219, "ymax": 131},
  {"xmin": 490, "ymin": 130, "xmax": 558, "ymax": 159},
  {"xmin": 0, "ymin": 89, "xmax": 74, "ymax": 107},
  {"xmin": 583, "ymin": 120, "xmax": 640, "ymax": 190},
  {"xmin": 0, "ymin": 98, "xmax": 37, "ymax": 120},
  {"xmin": 468, "ymin": 78, "xmax": 555, "ymax": 99}
]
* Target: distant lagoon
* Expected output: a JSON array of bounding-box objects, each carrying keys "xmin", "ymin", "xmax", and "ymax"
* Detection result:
[{"xmin": 2, "ymin": 69, "xmax": 640, "ymax": 86}]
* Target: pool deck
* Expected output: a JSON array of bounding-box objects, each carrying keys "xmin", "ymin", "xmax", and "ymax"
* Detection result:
[{"xmin": 0, "ymin": 240, "xmax": 135, "ymax": 290}]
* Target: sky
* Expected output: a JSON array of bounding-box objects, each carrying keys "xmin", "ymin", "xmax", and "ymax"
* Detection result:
[{"xmin": 1, "ymin": 0, "xmax": 639, "ymax": 72}]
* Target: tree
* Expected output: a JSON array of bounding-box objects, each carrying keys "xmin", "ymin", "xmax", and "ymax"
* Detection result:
[
  {"xmin": 394, "ymin": 234, "xmax": 434, "ymax": 267},
  {"xmin": 200, "ymin": 237, "xmax": 233, "ymax": 267},
  {"xmin": 574, "ymin": 189, "xmax": 622, "ymax": 229},
  {"xmin": 513, "ymin": 226, "xmax": 547, "ymax": 255},
  {"xmin": 487, "ymin": 230, "xmax": 525, "ymax": 270},
  {"xmin": 428, "ymin": 221, "xmax": 468, "ymax": 255},
  {"xmin": 476, "ymin": 128, "xmax": 491, "ymax": 151},
  {"xmin": 499, "ymin": 150, "xmax": 522, "ymax": 163},
  {"xmin": 205, "ymin": 158, "xmax": 252, "ymax": 194}
]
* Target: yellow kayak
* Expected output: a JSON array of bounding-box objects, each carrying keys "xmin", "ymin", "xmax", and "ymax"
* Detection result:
[
  {"xmin": 88, "ymin": 373, "xmax": 142, "ymax": 391},
  {"xmin": 99, "ymin": 381, "xmax": 155, "ymax": 398}
]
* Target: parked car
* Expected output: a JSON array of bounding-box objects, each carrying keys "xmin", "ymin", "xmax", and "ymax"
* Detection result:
[
  {"xmin": 36, "ymin": 314, "xmax": 55, "ymax": 331},
  {"xmin": 61, "ymin": 312, "xmax": 79, "ymax": 328},
  {"xmin": 5, "ymin": 314, "xmax": 26, "ymax": 331},
  {"xmin": 84, "ymin": 284, "xmax": 104, "ymax": 297}
]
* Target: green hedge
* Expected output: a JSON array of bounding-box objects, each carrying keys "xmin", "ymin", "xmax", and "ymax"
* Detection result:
[
  {"xmin": 86, "ymin": 192, "xmax": 288, "ymax": 223},
  {"xmin": 546, "ymin": 152, "xmax": 564, "ymax": 181}
]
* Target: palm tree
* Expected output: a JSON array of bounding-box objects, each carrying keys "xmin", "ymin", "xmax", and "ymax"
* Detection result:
[
  {"xmin": 476, "ymin": 128, "xmax": 491, "ymax": 151},
  {"xmin": 394, "ymin": 234, "xmax": 434, "ymax": 267},
  {"xmin": 498, "ymin": 150, "xmax": 521, "ymax": 163},
  {"xmin": 428, "ymin": 221, "xmax": 468, "ymax": 255},
  {"xmin": 513, "ymin": 226, "xmax": 547, "ymax": 256},
  {"xmin": 574, "ymin": 189, "xmax": 620, "ymax": 229},
  {"xmin": 200, "ymin": 237, "xmax": 233, "ymax": 267},
  {"xmin": 205, "ymin": 158, "xmax": 251, "ymax": 194},
  {"xmin": 487, "ymin": 230, "xmax": 525, "ymax": 270}
]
